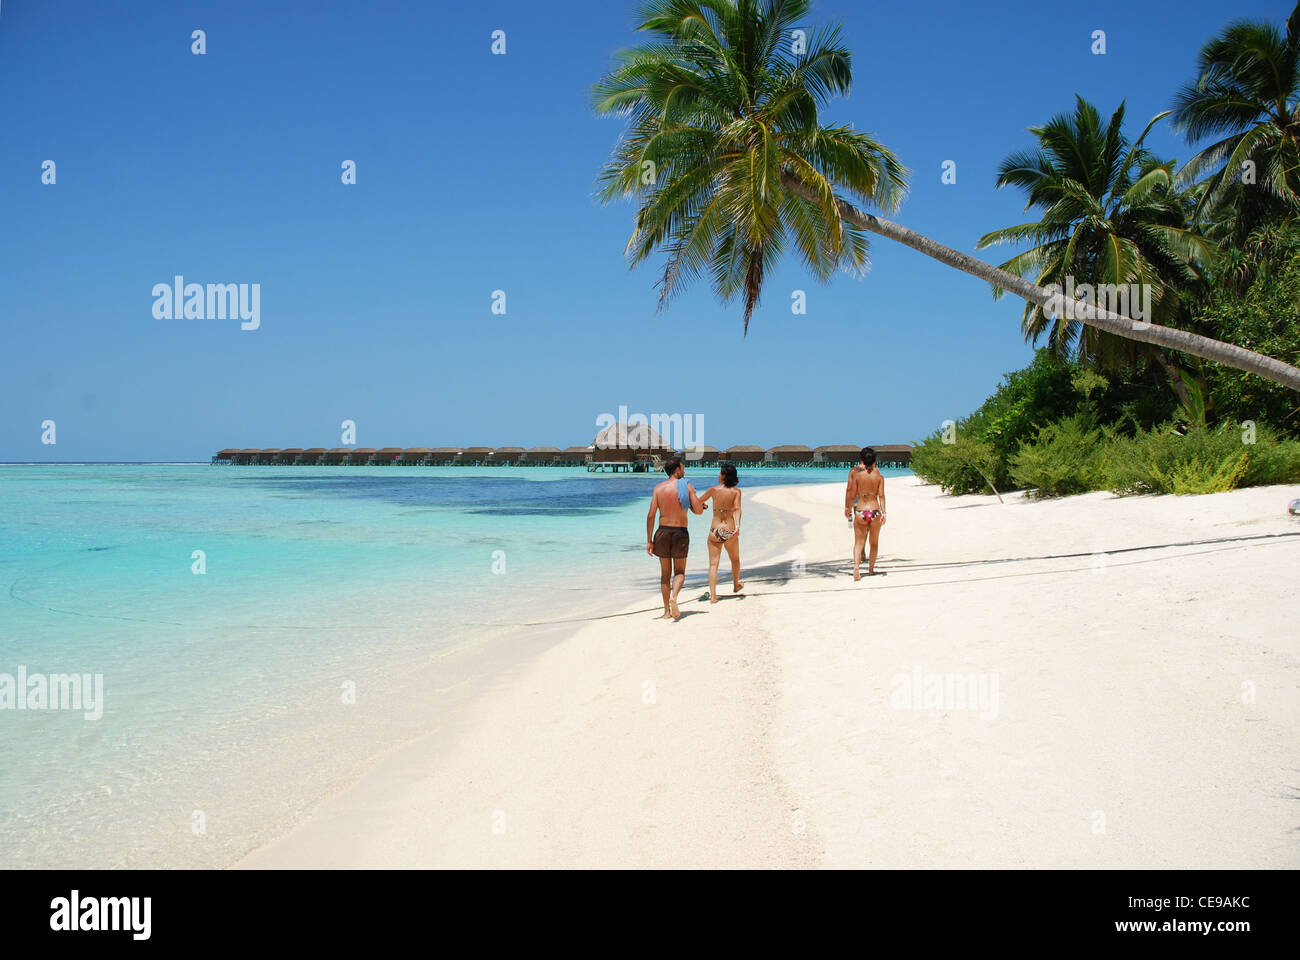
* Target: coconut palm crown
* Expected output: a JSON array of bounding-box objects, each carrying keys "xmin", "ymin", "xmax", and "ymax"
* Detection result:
[
  {"xmin": 977, "ymin": 97, "xmax": 1215, "ymax": 370},
  {"xmin": 592, "ymin": 0, "xmax": 907, "ymax": 332},
  {"xmin": 1172, "ymin": 3, "xmax": 1300, "ymax": 237}
]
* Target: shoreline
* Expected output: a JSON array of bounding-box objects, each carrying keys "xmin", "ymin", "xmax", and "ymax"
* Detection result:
[
  {"xmin": 238, "ymin": 475, "xmax": 1300, "ymax": 869},
  {"xmin": 0, "ymin": 464, "xmax": 835, "ymax": 868},
  {"xmin": 231, "ymin": 481, "xmax": 813, "ymax": 868}
]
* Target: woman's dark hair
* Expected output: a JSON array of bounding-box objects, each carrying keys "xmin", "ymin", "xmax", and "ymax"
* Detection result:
[
  {"xmin": 720, "ymin": 463, "xmax": 738, "ymax": 487},
  {"xmin": 860, "ymin": 447, "xmax": 877, "ymax": 469}
]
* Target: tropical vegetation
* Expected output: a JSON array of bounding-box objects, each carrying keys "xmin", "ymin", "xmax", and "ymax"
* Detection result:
[
  {"xmin": 594, "ymin": 0, "xmax": 1300, "ymax": 496},
  {"xmin": 592, "ymin": 0, "xmax": 1300, "ymax": 391}
]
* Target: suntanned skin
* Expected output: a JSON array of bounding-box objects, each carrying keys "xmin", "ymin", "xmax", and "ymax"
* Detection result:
[
  {"xmin": 698, "ymin": 476, "xmax": 743, "ymax": 603},
  {"xmin": 646, "ymin": 464, "xmax": 706, "ymax": 619},
  {"xmin": 844, "ymin": 462, "xmax": 886, "ymax": 580}
]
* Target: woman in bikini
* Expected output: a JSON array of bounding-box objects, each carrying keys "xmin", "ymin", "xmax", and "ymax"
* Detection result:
[
  {"xmin": 844, "ymin": 447, "xmax": 886, "ymax": 581},
  {"xmin": 698, "ymin": 463, "xmax": 744, "ymax": 604}
]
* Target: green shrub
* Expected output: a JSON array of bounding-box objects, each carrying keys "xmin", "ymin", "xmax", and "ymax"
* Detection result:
[
  {"xmin": 1239, "ymin": 423, "xmax": 1300, "ymax": 486},
  {"xmin": 1008, "ymin": 415, "xmax": 1106, "ymax": 497},
  {"xmin": 1005, "ymin": 417, "xmax": 1300, "ymax": 498},
  {"xmin": 910, "ymin": 435, "xmax": 999, "ymax": 495},
  {"xmin": 1099, "ymin": 422, "xmax": 1300, "ymax": 495},
  {"xmin": 1159, "ymin": 451, "xmax": 1250, "ymax": 495},
  {"xmin": 911, "ymin": 350, "xmax": 1177, "ymax": 495}
]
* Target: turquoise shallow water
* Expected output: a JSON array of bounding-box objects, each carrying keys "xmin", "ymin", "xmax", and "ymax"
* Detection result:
[{"xmin": 0, "ymin": 463, "xmax": 908, "ymax": 866}]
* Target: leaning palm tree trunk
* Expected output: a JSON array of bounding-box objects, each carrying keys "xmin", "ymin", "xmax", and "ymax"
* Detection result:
[{"xmin": 782, "ymin": 174, "xmax": 1300, "ymax": 393}]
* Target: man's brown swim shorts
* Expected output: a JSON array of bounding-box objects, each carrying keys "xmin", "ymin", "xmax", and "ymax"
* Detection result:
[{"xmin": 653, "ymin": 525, "xmax": 689, "ymax": 559}]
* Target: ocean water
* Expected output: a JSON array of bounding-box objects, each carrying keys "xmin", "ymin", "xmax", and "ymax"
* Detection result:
[{"xmin": 0, "ymin": 463, "xmax": 907, "ymax": 867}]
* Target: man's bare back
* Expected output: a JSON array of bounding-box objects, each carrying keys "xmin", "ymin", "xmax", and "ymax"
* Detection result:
[{"xmin": 651, "ymin": 480, "xmax": 692, "ymax": 527}]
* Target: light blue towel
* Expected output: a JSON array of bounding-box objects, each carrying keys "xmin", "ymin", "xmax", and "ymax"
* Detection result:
[{"xmin": 676, "ymin": 476, "xmax": 690, "ymax": 510}]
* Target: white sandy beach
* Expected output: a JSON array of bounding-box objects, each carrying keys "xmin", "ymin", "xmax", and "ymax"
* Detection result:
[{"xmin": 237, "ymin": 476, "xmax": 1300, "ymax": 869}]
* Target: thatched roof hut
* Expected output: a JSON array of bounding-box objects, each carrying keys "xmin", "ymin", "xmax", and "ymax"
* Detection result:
[
  {"xmin": 461, "ymin": 447, "xmax": 495, "ymax": 464},
  {"xmin": 560, "ymin": 446, "xmax": 592, "ymax": 466},
  {"xmin": 371, "ymin": 447, "xmax": 404, "ymax": 465},
  {"xmin": 523, "ymin": 446, "xmax": 562, "ymax": 465},
  {"xmin": 213, "ymin": 448, "xmax": 239, "ymax": 463},
  {"xmin": 767, "ymin": 444, "xmax": 814, "ymax": 463},
  {"xmin": 427, "ymin": 447, "xmax": 462, "ymax": 465},
  {"xmin": 592, "ymin": 423, "xmax": 671, "ymax": 465},
  {"xmin": 494, "ymin": 446, "xmax": 527, "ymax": 464},
  {"xmin": 299, "ymin": 448, "xmax": 327, "ymax": 465},
  {"xmin": 322, "ymin": 447, "xmax": 351, "ymax": 465},
  {"xmin": 723, "ymin": 445, "xmax": 766, "ymax": 465},
  {"xmin": 346, "ymin": 448, "xmax": 377, "ymax": 464},
  {"xmin": 257, "ymin": 449, "xmax": 282, "ymax": 465},
  {"xmin": 399, "ymin": 447, "xmax": 431, "ymax": 464},
  {"xmin": 233, "ymin": 449, "xmax": 260, "ymax": 464},
  {"xmin": 275, "ymin": 448, "xmax": 303, "ymax": 464},
  {"xmin": 593, "ymin": 422, "xmax": 672, "ymax": 454},
  {"xmin": 814, "ymin": 444, "xmax": 861, "ymax": 466}
]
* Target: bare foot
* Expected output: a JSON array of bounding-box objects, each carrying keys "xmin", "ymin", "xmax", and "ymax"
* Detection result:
[
  {"xmin": 658, "ymin": 610, "xmax": 673, "ymax": 619},
  {"xmin": 733, "ymin": 581, "xmax": 744, "ymax": 593},
  {"xmin": 708, "ymin": 593, "xmax": 718, "ymax": 605},
  {"xmin": 853, "ymin": 570, "xmax": 862, "ymax": 582},
  {"xmin": 669, "ymin": 597, "xmax": 681, "ymax": 620}
]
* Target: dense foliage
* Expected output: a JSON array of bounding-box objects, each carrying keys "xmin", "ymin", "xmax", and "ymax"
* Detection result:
[
  {"xmin": 913, "ymin": 336, "xmax": 1300, "ymax": 497},
  {"xmin": 1191, "ymin": 224, "xmax": 1300, "ymax": 431},
  {"xmin": 913, "ymin": 5, "xmax": 1300, "ymax": 498}
]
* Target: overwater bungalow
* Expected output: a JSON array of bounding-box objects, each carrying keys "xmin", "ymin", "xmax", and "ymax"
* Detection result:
[
  {"xmin": 213, "ymin": 448, "xmax": 240, "ymax": 464},
  {"xmin": 322, "ymin": 448, "xmax": 352, "ymax": 465},
  {"xmin": 372, "ymin": 447, "xmax": 404, "ymax": 465},
  {"xmin": 461, "ymin": 447, "xmax": 495, "ymax": 465},
  {"xmin": 873, "ymin": 444, "xmax": 914, "ymax": 467},
  {"xmin": 767, "ymin": 444, "xmax": 814, "ymax": 464},
  {"xmin": 277, "ymin": 448, "xmax": 305, "ymax": 464},
  {"xmin": 723, "ymin": 445, "xmax": 766, "ymax": 466},
  {"xmin": 299, "ymin": 448, "xmax": 327, "ymax": 465},
  {"xmin": 398, "ymin": 448, "xmax": 431, "ymax": 465},
  {"xmin": 524, "ymin": 446, "xmax": 562, "ymax": 465},
  {"xmin": 428, "ymin": 447, "xmax": 462, "ymax": 465},
  {"xmin": 346, "ymin": 448, "xmax": 377, "ymax": 465},
  {"xmin": 232, "ymin": 449, "xmax": 260, "ymax": 465},
  {"xmin": 590, "ymin": 423, "xmax": 672, "ymax": 471},
  {"xmin": 494, "ymin": 447, "xmax": 527, "ymax": 465},
  {"xmin": 592, "ymin": 445, "xmax": 638, "ymax": 464},
  {"xmin": 814, "ymin": 444, "xmax": 861, "ymax": 466},
  {"xmin": 684, "ymin": 445, "xmax": 721, "ymax": 466},
  {"xmin": 257, "ymin": 449, "xmax": 283, "ymax": 465},
  {"xmin": 561, "ymin": 446, "xmax": 592, "ymax": 466}
]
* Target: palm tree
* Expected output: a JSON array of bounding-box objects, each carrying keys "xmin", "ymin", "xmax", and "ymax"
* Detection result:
[
  {"xmin": 592, "ymin": 0, "xmax": 905, "ymax": 331},
  {"xmin": 1172, "ymin": 3, "xmax": 1300, "ymax": 240},
  {"xmin": 976, "ymin": 97, "xmax": 1212, "ymax": 389},
  {"xmin": 592, "ymin": 0, "xmax": 1300, "ymax": 392}
]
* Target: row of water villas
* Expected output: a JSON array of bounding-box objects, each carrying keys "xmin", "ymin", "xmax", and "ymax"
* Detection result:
[{"xmin": 212, "ymin": 444, "xmax": 913, "ymax": 469}]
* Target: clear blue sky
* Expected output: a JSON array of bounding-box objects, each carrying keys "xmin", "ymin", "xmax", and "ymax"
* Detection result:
[{"xmin": 2, "ymin": 0, "xmax": 1290, "ymax": 460}]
